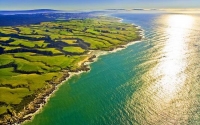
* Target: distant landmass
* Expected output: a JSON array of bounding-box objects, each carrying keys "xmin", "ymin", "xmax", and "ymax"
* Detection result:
[
  {"xmin": 0, "ymin": 9, "xmax": 60, "ymax": 15},
  {"xmin": 0, "ymin": 10, "xmax": 99, "ymax": 26},
  {"xmin": 131, "ymin": 8, "xmax": 148, "ymax": 11}
]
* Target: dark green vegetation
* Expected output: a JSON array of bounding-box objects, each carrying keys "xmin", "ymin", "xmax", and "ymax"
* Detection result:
[{"xmin": 0, "ymin": 17, "xmax": 141, "ymax": 121}]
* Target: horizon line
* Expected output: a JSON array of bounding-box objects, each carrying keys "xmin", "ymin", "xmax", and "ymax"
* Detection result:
[{"xmin": 0, "ymin": 8, "xmax": 200, "ymax": 11}]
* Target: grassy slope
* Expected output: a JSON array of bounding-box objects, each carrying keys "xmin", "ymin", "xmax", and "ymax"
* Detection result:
[
  {"xmin": 0, "ymin": 16, "xmax": 141, "ymax": 117},
  {"xmin": 63, "ymin": 47, "xmax": 85, "ymax": 53}
]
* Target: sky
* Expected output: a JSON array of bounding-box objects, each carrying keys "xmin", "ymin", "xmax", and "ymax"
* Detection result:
[{"xmin": 0, "ymin": 0, "xmax": 200, "ymax": 10}]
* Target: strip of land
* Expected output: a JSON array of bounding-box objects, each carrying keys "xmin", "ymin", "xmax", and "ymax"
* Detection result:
[{"xmin": 0, "ymin": 16, "xmax": 141, "ymax": 124}]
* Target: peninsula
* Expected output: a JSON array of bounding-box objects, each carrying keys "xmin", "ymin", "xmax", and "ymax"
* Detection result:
[{"xmin": 0, "ymin": 16, "xmax": 141, "ymax": 124}]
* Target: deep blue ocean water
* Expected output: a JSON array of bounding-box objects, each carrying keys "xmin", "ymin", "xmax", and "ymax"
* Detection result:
[{"xmin": 25, "ymin": 12, "xmax": 200, "ymax": 125}]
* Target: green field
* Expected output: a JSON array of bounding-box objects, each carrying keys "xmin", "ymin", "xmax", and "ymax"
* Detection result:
[
  {"xmin": 0, "ymin": 16, "xmax": 141, "ymax": 120},
  {"xmin": 63, "ymin": 47, "xmax": 85, "ymax": 54}
]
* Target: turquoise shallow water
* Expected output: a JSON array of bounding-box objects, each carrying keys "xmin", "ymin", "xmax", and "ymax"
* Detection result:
[{"xmin": 25, "ymin": 13, "xmax": 200, "ymax": 125}]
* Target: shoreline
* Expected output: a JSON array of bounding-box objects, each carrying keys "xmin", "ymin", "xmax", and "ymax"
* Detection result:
[
  {"xmin": 1, "ymin": 41, "xmax": 142, "ymax": 125},
  {"xmin": 23, "ymin": 40, "xmax": 143, "ymax": 125},
  {"xmin": 0, "ymin": 20, "xmax": 144, "ymax": 125}
]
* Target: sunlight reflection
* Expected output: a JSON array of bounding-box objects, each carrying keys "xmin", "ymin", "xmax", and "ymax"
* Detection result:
[
  {"xmin": 124, "ymin": 14, "xmax": 196, "ymax": 124},
  {"xmin": 153, "ymin": 15, "xmax": 194, "ymax": 101}
]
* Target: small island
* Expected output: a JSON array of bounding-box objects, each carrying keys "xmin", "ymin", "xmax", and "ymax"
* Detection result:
[{"xmin": 0, "ymin": 16, "xmax": 141, "ymax": 124}]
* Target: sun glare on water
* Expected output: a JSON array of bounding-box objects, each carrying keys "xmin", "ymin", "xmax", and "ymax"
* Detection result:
[
  {"xmin": 137, "ymin": 14, "xmax": 196, "ymax": 124},
  {"xmin": 121, "ymin": 13, "xmax": 198, "ymax": 124},
  {"xmin": 155, "ymin": 15, "xmax": 194, "ymax": 99}
]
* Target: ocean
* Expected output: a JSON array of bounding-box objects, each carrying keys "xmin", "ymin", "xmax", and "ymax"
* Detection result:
[{"xmin": 25, "ymin": 12, "xmax": 200, "ymax": 125}]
